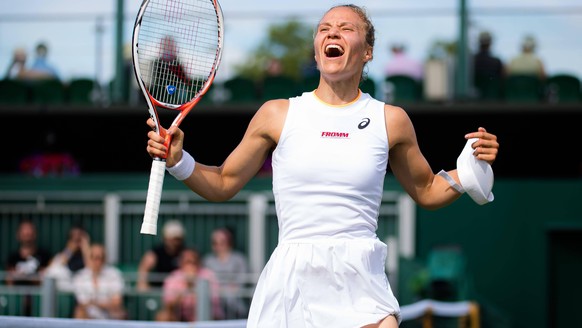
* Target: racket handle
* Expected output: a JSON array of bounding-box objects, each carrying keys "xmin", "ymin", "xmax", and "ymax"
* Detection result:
[{"xmin": 141, "ymin": 159, "xmax": 167, "ymax": 235}]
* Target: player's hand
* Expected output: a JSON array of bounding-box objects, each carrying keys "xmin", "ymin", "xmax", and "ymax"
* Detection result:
[
  {"xmin": 465, "ymin": 127, "xmax": 499, "ymax": 165},
  {"xmin": 146, "ymin": 118, "xmax": 185, "ymax": 167}
]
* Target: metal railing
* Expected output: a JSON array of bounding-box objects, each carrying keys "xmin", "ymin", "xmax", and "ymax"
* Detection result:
[{"xmin": 0, "ymin": 189, "xmax": 416, "ymax": 319}]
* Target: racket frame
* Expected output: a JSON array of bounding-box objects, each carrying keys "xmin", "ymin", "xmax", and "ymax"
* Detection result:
[{"xmin": 131, "ymin": 0, "xmax": 224, "ymax": 235}]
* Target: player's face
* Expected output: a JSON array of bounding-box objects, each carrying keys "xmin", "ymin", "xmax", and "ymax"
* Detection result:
[{"xmin": 314, "ymin": 7, "xmax": 372, "ymax": 82}]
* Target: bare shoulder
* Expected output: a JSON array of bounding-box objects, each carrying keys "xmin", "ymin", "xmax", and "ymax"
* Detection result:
[
  {"xmin": 384, "ymin": 104, "xmax": 410, "ymax": 124},
  {"xmin": 384, "ymin": 104, "xmax": 415, "ymax": 147},
  {"xmin": 257, "ymin": 99, "xmax": 289, "ymax": 119},
  {"xmin": 249, "ymin": 99, "xmax": 289, "ymax": 144}
]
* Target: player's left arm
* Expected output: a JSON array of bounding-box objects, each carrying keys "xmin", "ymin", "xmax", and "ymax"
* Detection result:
[{"xmin": 386, "ymin": 105, "xmax": 498, "ymax": 210}]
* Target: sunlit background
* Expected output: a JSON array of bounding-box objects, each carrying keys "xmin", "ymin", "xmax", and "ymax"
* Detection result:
[{"xmin": 1, "ymin": 0, "xmax": 581, "ymax": 86}]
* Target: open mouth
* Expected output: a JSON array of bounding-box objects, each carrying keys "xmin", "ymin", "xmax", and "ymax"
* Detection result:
[{"xmin": 325, "ymin": 44, "xmax": 344, "ymax": 58}]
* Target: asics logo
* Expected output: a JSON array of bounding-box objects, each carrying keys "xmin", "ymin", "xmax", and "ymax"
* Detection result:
[{"xmin": 358, "ymin": 118, "xmax": 370, "ymax": 129}]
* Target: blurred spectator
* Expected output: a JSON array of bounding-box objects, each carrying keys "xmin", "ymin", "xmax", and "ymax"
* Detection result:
[
  {"xmin": 4, "ymin": 44, "xmax": 59, "ymax": 81},
  {"xmin": 4, "ymin": 47, "xmax": 28, "ymax": 79},
  {"xmin": 203, "ymin": 227, "xmax": 249, "ymax": 319},
  {"xmin": 72, "ymin": 243, "xmax": 126, "ymax": 320},
  {"xmin": 150, "ymin": 36, "xmax": 191, "ymax": 93},
  {"xmin": 384, "ymin": 43, "xmax": 423, "ymax": 81},
  {"xmin": 137, "ymin": 220, "xmax": 186, "ymax": 291},
  {"xmin": 29, "ymin": 42, "xmax": 60, "ymax": 80},
  {"xmin": 5, "ymin": 219, "xmax": 51, "ymax": 286},
  {"xmin": 5, "ymin": 219, "xmax": 52, "ymax": 316},
  {"xmin": 156, "ymin": 248, "xmax": 223, "ymax": 322},
  {"xmin": 265, "ymin": 57, "xmax": 283, "ymax": 77},
  {"xmin": 507, "ymin": 35, "xmax": 546, "ymax": 79},
  {"xmin": 45, "ymin": 224, "xmax": 90, "ymax": 291},
  {"xmin": 19, "ymin": 152, "xmax": 80, "ymax": 177},
  {"xmin": 472, "ymin": 31, "xmax": 504, "ymax": 98}
]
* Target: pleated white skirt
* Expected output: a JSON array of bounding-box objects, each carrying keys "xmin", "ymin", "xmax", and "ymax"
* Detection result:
[{"xmin": 246, "ymin": 238, "xmax": 400, "ymax": 328}]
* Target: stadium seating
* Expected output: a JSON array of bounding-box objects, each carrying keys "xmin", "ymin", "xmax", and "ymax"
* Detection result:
[
  {"xmin": 30, "ymin": 79, "xmax": 66, "ymax": 105},
  {"xmin": 503, "ymin": 74, "xmax": 544, "ymax": 103},
  {"xmin": 474, "ymin": 75, "xmax": 503, "ymax": 101},
  {"xmin": 385, "ymin": 75, "xmax": 422, "ymax": 103},
  {"xmin": 298, "ymin": 75, "xmax": 320, "ymax": 93},
  {"xmin": 67, "ymin": 78, "xmax": 96, "ymax": 105},
  {"xmin": 0, "ymin": 79, "xmax": 29, "ymax": 104},
  {"xmin": 359, "ymin": 77, "xmax": 377, "ymax": 98},
  {"xmin": 259, "ymin": 75, "xmax": 299, "ymax": 102},
  {"xmin": 222, "ymin": 76, "xmax": 258, "ymax": 104},
  {"xmin": 426, "ymin": 246, "xmax": 468, "ymax": 302},
  {"xmin": 546, "ymin": 74, "xmax": 581, "ymax": 103}
]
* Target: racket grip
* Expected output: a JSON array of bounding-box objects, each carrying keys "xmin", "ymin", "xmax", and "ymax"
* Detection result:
[{"xmin": 141, "ymin": 159, "xmax": 167, "ymax": 235}]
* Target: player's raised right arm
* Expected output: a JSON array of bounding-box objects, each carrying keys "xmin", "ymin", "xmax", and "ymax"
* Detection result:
[{"xmin": 147, "ymin": 99, "xmax": 287, "ymax": 202}]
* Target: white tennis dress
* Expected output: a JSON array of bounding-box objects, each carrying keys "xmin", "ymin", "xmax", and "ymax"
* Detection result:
[{"xmin": 246, "ymin": 91, "xmax": 400, "ymax": 327}]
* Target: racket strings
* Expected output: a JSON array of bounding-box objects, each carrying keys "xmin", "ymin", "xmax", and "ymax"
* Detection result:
[{"xmin": 137, "ymin": 0, "xmax": 221, "ymax": 106}]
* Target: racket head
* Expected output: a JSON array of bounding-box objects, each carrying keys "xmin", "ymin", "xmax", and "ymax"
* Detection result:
[{"xmin": 132, "ymin": 0, "xmax": 224, "ymax": 131}]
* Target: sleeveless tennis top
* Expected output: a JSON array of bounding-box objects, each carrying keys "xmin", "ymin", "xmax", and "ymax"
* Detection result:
[
  {"xmin": 248, "ymin": 91, "xmax": 400, "ymax": 327},
  {"xmin": 272, "ymin": 91, "xmax": 389, "ymax": 242}
]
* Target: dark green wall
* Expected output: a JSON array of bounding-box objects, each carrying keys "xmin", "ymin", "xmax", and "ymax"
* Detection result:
[{"xmin": 415, "ymin": 179, "xmax": 582, "ymax": 328}]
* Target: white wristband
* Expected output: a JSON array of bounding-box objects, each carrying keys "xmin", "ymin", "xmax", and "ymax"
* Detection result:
[
  {"xmin": 166, "ymin": 150, "xmax": 195, "ymax": 181},
  {"xmin": 437, "ymin": 170, "xmax": 465, "ymax": 194}
]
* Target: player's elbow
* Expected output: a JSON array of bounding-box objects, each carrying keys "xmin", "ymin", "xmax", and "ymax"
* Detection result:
[
  {"xmin": 417, "ymin": 201, "xmax": 444, "ymax": 211},
  {"xmin": 202, "ymin": 190, "xmax": 237, "ymax": 203},
  {"xmin": 416, "ymin": 194, "xmax": 457, "ymax": 211}
]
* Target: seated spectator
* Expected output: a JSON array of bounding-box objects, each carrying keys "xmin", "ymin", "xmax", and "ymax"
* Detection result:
[
  {"xmin": 137, "ymin": 220, "xmax": 186, "ymax": 290},
  {"xmin": 29, "ymin": 42, "xmax": 60, "ymax": 80},
  {"xmin": 4, "ymin": 47, "xmax": 28, "ymax": 79},
  {"xmin": 45, "ymin": 224, "xmax": 90, "ymax": 291},
  {"xmin": 156, "ymin": 248, "xmax": 223, "ymax": 322},
  {"xmin": 5, "ymin": 219, "xmax": 52, "ymax": 316},
  {"xmin": 472, "ymin": 31, "xmax": 504, "ymax": 98},
  {"xmin": 203, "ymin": 227, "xmax": 249, "ymax": 319},
  {"xmin": 384, "ymin": 42, "xmax": 423, "ymax": 81},
  {"xmin": 72, "ymin": 243, "xmax": 126, "ymax": 320},
  {"xmin": 507, "ymin": 35, "xmax": 546, "ymax": 79},
  {"xmin": 5, "ymin": 219, "xmax": 51, "ymax": 286},
  {"xmin": 4, "ymin": 44, "xmax": 59, "ymax": 81}
]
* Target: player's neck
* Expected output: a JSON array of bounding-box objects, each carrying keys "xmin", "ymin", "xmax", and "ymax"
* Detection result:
[{"xmin": 314, "ymin": 83, "xmax": 361, "ymax": 106}]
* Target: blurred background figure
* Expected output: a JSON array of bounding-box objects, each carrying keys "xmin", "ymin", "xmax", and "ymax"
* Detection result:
[
  {"xmin": 45, "ymin": 224, "xmax": 90, "ymax": 291},
  {"xmin": 29, "ymin": 41, "xmax": 60, "ymax": 80},
  {"xmin": 265, "ymin": 57, "xmax": 283, "ymax": 77},
  {"xmin": 384, "ymin": 42, "xmax": 423, "ymax": 81},
  {"xmin": 156, "ymin": 248, "xmax": 223, "ymax": 322},
  {"xmin": 72, "ymin": 243, "xmax": 126, "ymax": 320},
  {"xmin": 5, "ymin": 219, "xmax": 52, "ymax": 316},
  {"xmin": 507, "ymin": 34, "xmax": 546, "ymax": 79},
  {"xmin": 4, "ymin": 47, "xmax": 28, "ymax": 79},
  {"xmin": 137, "ymin": 220, "xmax": 186, "ymax": 291},
  {"xmin": 203, "ymin": 228, "xmax": 250, "ymax": 319},
  {"xmin": 472, "ymin": 31, "xmax": 504, "ymax": 100},
  {"xmin": 5, "ymin": 219, "xmax": 51, "ymax": 286}
]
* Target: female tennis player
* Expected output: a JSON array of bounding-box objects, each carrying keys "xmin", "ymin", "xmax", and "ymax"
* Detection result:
[{"xmin": 146, "ymin": 4, "xmax": 499, "ymax": 327}]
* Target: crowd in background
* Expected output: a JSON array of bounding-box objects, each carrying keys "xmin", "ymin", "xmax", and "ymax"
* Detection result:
[
  {"xmin": 2, "ymin": 30, "xmax": 580, "ymax": 108},
  {"xmin": 3, "ymin": 219, "xmax": 250, "ymax": 323}
]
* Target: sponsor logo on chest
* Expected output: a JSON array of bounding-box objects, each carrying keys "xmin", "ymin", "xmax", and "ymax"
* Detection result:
[{"xmin": 321, "ymin": 131, "xmax": 350, "ymax": 139}]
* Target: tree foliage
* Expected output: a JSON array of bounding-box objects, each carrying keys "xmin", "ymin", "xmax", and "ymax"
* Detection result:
[{"xmin": 233, "ymin": 20, "xmax": 315, "ymax": 81}]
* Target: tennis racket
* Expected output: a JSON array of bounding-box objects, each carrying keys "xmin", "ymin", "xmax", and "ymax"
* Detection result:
[{"xmin": 132, "ymin": 0, "xmax": 224, "ymax": 235}]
